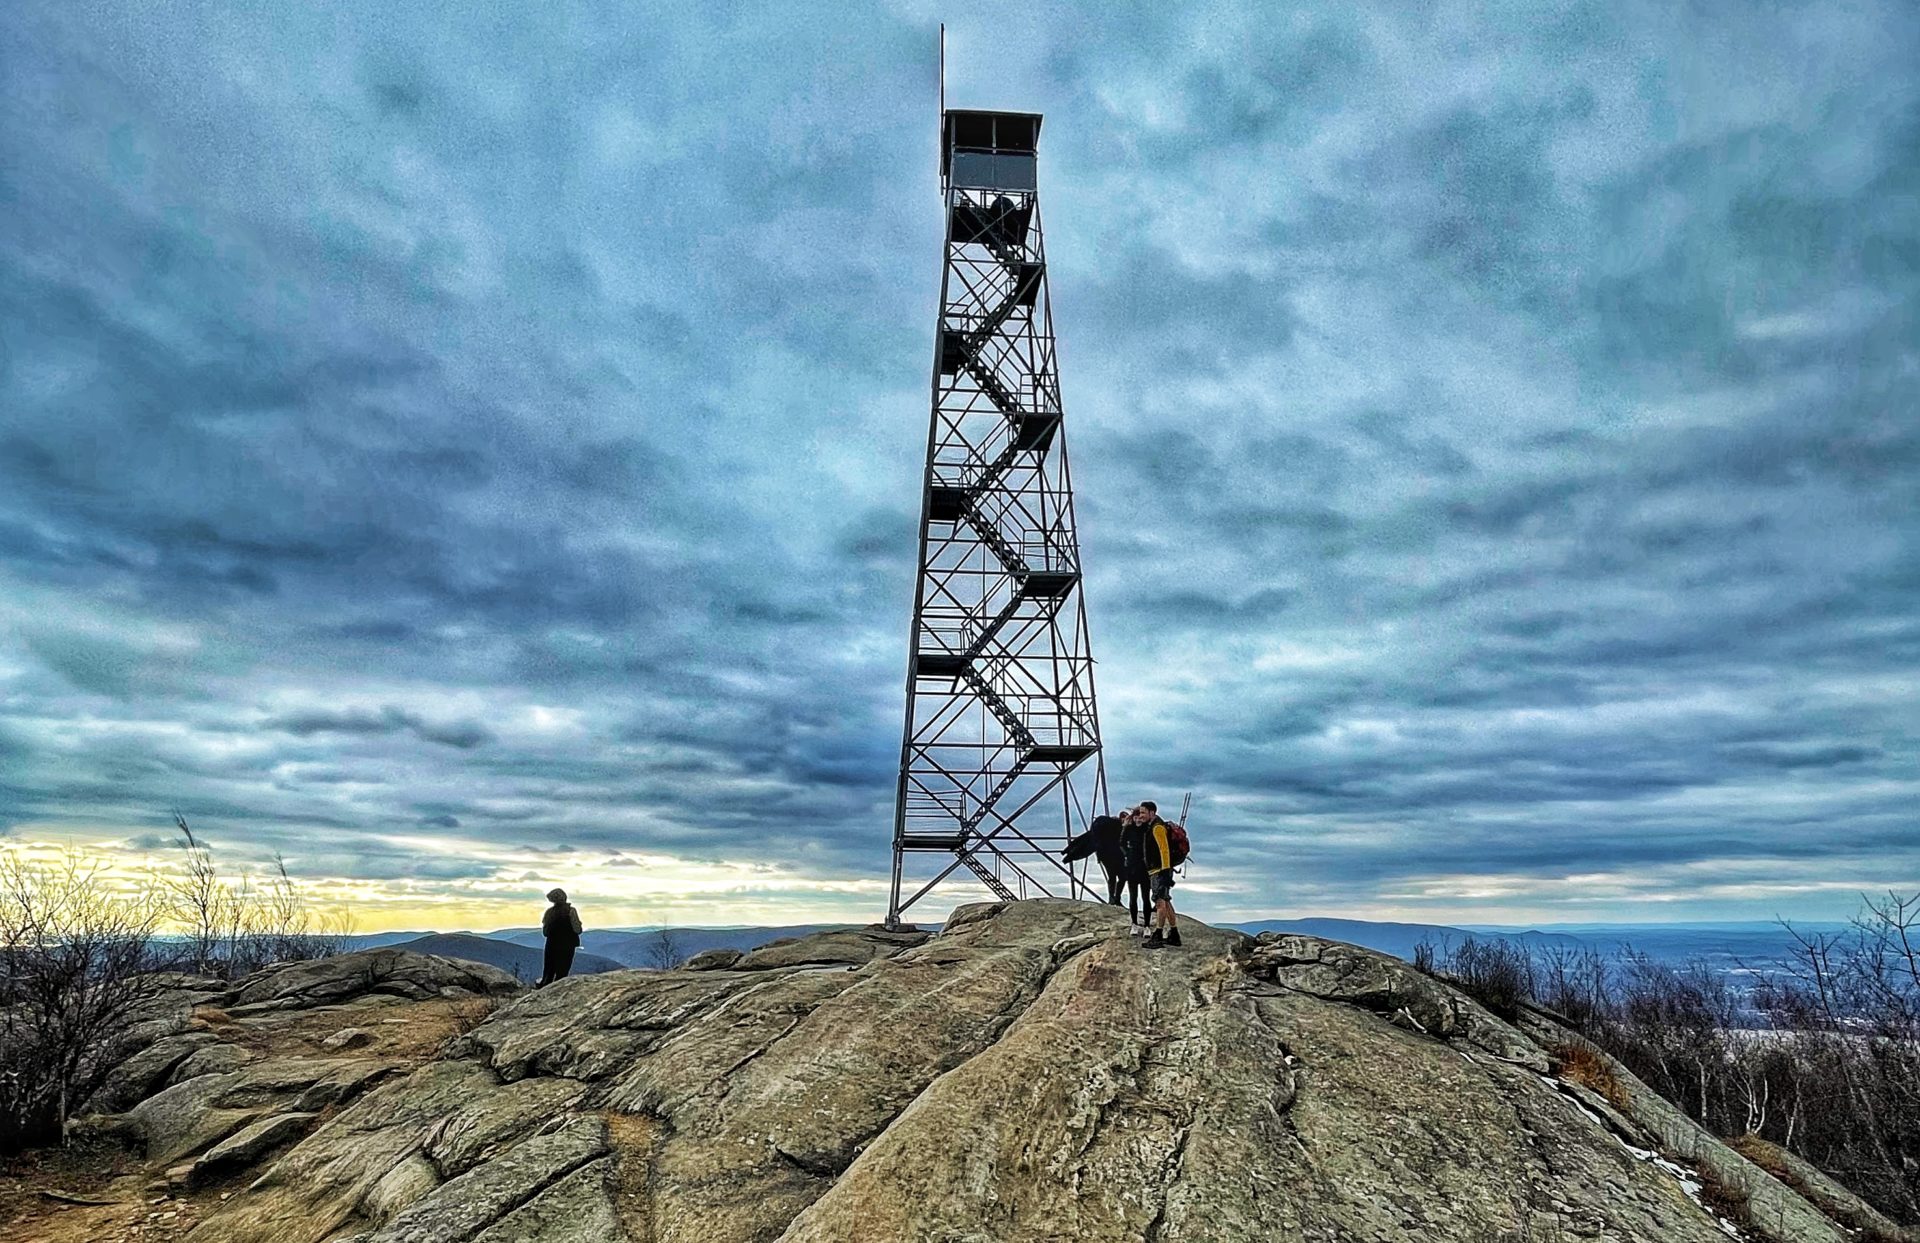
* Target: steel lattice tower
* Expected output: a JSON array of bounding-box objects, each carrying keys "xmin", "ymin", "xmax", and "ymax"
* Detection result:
[{"xmin": 888, "ymin": 108, "xmax": 1106, "ymax": 926}]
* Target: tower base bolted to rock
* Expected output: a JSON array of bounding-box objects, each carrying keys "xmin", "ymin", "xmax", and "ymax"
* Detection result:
[{"xmin": 888, "ymin": 106, "xmax": 1107, "ymax": 926}]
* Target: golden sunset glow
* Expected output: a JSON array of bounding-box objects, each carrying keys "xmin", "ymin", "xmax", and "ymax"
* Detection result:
[{"xmin": 0, "ymin": 828, "xmax": 892, "ymax": 933}]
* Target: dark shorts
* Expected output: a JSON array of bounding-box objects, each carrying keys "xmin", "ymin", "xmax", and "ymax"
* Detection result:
[{"xmin": 1150, "ymin": 871, "xmax": 1175, "ymax": 903}]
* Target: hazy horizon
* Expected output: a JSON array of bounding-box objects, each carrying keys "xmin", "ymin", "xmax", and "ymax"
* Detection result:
[{"xmin": 324, "ymin": 911, "xmax": 1858, "ymax": 938}]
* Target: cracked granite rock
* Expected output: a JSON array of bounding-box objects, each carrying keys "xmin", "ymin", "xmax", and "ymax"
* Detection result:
[{"xmin": 68, "ymin": 900, "xmax": 1877, "ymax": 1242}]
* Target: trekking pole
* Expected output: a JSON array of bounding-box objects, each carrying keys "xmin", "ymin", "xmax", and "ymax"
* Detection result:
[{"xmin": 1179, "ymin": 792, "xmax": 1192, "ymax": 874}]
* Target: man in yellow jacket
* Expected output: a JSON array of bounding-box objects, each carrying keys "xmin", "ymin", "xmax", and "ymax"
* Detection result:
[{"xmin": 1138, "ymin": 800, "xmax": 1182, "ymax": 949}]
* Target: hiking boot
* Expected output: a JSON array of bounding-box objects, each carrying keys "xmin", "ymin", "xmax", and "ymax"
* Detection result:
[
  {"xmin": 1166, "ymin": 928, "xmax": 1183, "ymax": 948},
  {"xmin": 1142, "ymin": 930, "xmax": 1164, "ymax": 949}
]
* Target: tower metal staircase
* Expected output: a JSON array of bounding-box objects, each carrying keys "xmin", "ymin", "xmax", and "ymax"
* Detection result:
[{"xmin": 888, "ymin": 108, "xmax": 1106, "ymax": 926}]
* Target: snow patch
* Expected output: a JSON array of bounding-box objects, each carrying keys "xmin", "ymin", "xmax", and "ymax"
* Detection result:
[{"xmin": 1540, "ymin": 1074, "xmax": 1747, "ymax": 1240}]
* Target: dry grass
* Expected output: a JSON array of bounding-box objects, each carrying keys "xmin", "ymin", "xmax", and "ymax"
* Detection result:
[
  {"xmin": 1694, "ymin": 1163, "xmax": 1761, "ymax": 1237},
  {"xmin": 192, "ymin": 995, "xmax": 494, "ymax": 1062},
  {"xmin": 188, "ymin": 1006, "xmax": 237, "ymax": 1030},
  {"xmin": 0, "ymin": 1131, "xmax": 183, "ymax": 1243},
  {"xmin": 1727, "ymin": 1133, "xmax": 1913, "ymax": 1243},
  {"xmin": 1728, "ymin": 1133, "xmax": 1793, "ymax": 1182},
  {"xmin": 0, "ymin": 995, "xmax": 496, "ymax": 1243},
  {"xmin": 606, "ymin": 1111, "xmax": 662, "ymax": 1243},
  {"xmin": 1552, "ymin": 1042, "xmax": 1631, "ymax": 1112}
]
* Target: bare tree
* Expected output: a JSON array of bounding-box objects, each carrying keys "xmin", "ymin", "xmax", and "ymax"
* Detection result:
[
  {"xmin": 1414, "ymin": 896, "xmax": 1920, "ymax": 1226},
  {"xmin": 1534, "ymin": 944, "xmax": 1613, "ymax": 1028},
  {"xmin": 0, "ymin": 849, "xmax": 165, "ymax": 1152},
  {"xmin": 1755, "ymin": 895, "xmax": 1920, "ymax": 1222},
  {"xmin": 1419, "ymin": 890, "xmax": 1920, "ymax": 1227},
  {"xmin": 232, "ymin": 853, "xmax": 347, "ymax": 970},
  {"xmin": 1417, "ymin": 935, "xmax": 1534, "ymax": 1020},
  {"xmin": 0, "ymin": 819, "xmax": 350, "ymax": 1156},
  {"xmin": 167, "ymin": 812, "xmax": 235, "ymax": 975},
  {"xmin": 166, "ymin": 816, "xmax": 347, "ymax": 977},
  {"xmin": 647, "ymin": 926, "xmax": 686, "ymax": 971}
]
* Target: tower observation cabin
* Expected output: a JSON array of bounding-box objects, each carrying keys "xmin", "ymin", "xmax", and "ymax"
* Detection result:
[{"xmin": 943, "ymin": 110, "xmax": 1040, "ymax": 191}]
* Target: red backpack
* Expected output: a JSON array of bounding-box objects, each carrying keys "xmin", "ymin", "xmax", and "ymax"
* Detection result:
[{"xmin": 1165, "ymin": 821, "xmax": 1190, "ymax": 867}]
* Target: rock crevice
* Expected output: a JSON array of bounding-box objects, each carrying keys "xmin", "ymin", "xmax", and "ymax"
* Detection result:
[{"xmin": 55, "ymin": 902, "xmax": 1889, "ymax": 1243}]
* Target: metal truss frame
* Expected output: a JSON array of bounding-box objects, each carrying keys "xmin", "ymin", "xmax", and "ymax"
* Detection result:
[{"xmin": 887, "ymin": 111, "xmax": 1107, "ymax": 926}]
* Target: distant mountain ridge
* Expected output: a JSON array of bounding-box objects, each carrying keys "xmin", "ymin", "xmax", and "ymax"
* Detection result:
[
  {"xmin": 344, "ymin": 924, "xmax": 853, "ymax": 970},
  {"xmin": 483, "ymin": 924, "xmax": 850, "ymax": 968},
  {"xmin": 343, "ymin": 916, "xmax": 1838, "ymax": 978},
  {"xmin": 382, "ymin": 932, "xmax": 624, "ymax": 982}
]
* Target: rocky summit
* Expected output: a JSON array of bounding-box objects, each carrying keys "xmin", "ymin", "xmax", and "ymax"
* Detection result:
[{"xmin": 23, "ymin": 900, "xmax": 1909, "ymax": 1243}]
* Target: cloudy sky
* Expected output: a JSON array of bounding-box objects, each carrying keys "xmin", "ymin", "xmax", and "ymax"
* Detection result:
[{"xmin": 3, "ymin": 2, "xmax": 1915, "ymax": 931}]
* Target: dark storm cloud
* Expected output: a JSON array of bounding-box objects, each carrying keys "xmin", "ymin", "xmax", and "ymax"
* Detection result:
[
  {"xmin": 122, "ymin": 833, "xmax": 191, "ymax": 852},
  {"xmin": 0, "ymin": 1, "xmax": 1915, "ymax": 920},
  {"xmin": 264, "ymin": 706, "xmax": 495, "ymax": 750}
]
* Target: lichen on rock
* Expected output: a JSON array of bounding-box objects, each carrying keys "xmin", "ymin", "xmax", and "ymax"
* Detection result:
[{"xmin": 58, "ymin": 902, "xmax": 1879, "ymax": 1242}]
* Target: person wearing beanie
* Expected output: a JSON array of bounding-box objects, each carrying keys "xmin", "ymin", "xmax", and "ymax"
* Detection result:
[{"xmin": 538, "ymin": 887, "xmax": 583, "ymax": 986}]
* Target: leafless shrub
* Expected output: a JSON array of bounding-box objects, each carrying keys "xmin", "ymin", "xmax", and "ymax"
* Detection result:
[
  {"xmin": 1593, "ymin": 953, "xmax": 1744, "ymax": 1124},
  {"xmin": 1558, "ymin": 932, "xmax": 1907, "ymax": 1217},
  {"xmin": 1576, "ymin": 933, "xmax": 1920, "ymax": 1223},
  {"xmin": 168, "ymin": 812, "xmax": 232, "ymax": 976},
  {"xmin": 1421, "ymin": 935, "xmax": 1535, "ymax": 1021},
  {"xmin": 167, "ymin": 815, "xmax": 348, "ymax": 978},
  {"xmin": 1, "ymin": 818, "xmax": 350, "ymax": 1156},
  {"xmin": 1415, "ymin": 895, "xmax": 1920, "ymax": 1225},
  {"xmin": 1742, "ymin": 893, "xmax": 1920, "ymax": 1223},
  {"xmin": 646, "ymin": 926, "xmax": 686, "ymax": 971},
  {"xmin": 1533, "ymin": 944, "xmax": 1613, "ymax": 1028},
  {"xmin": 0, "ymin": 850, "xmax": 165, "ymax": 1153}
]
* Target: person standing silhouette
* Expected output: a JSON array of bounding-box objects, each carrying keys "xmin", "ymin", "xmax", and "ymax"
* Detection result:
[
  {"xmin": 1119, "ymin": 808, "xmax": 1151, "ymax": 934},
  {"xmin": 539, "ymin": 888, "xmax": 582, "ymax": 986},
  {"xmin": 1138, "ymin": 802, "xmax": 1182, "ymax": 949}
]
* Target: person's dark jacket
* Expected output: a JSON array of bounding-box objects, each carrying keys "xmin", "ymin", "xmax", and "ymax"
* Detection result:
[
  {"xmin": 542, "ymin": 901, "xmax": 582, "ymax": 948},
  {"xmin": 1066, "ymin": 815, "xmax": 1124, "ymax": 867},
  {"xmin": 1119, "ymin": 817, "xmax": 1149, "ymax": 883},
  {"xmin": 1144, "ymin": 818, "xmax": 1173, "ymax": 875}
]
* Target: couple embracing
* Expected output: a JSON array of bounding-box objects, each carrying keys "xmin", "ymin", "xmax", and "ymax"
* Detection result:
[{"xmin": 1067, "ymin": 800, "xmax": 1185, "ymax": 949}]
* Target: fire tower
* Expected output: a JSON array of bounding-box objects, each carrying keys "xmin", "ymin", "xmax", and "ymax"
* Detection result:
[{"xmin": 887, "ymin": 108, "xmax": 1106, "ymax": 926}]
